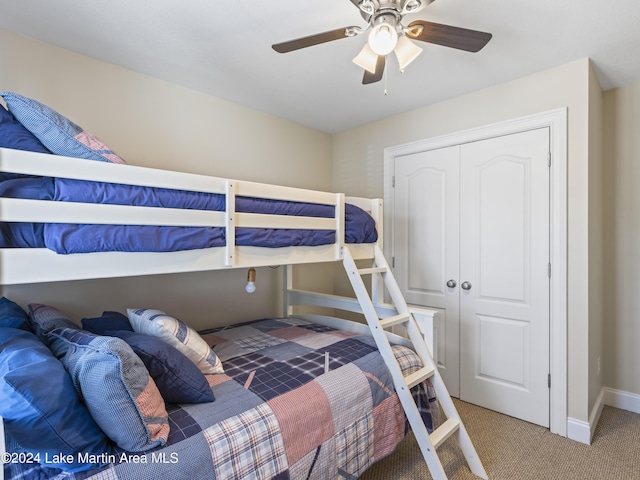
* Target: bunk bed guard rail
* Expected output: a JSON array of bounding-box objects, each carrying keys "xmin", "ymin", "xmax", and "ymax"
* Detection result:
[{"xmin": 0, "ymin": 148, "xmax": 381, "ymax": 284}]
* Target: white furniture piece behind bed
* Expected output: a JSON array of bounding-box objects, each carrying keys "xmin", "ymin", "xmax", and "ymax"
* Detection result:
[{"xmin": 0, "ymin": 147, "xmax": 485, "ymax": 480}]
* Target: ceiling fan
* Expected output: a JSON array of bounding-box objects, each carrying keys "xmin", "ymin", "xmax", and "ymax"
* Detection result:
[{"xmin": 272, "ymin": 0, "xmax": 492, "ymax": 85}]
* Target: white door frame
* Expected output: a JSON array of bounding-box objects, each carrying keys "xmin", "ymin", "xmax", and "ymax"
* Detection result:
[{"xmin": 383, "ymin": 108, "xmax": 567, "ymax": 436}]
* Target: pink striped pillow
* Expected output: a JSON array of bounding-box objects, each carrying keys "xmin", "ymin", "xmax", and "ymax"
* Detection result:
[
  {"xmin": 42, "ymin": 320, "xmax": 169, "ymax": 452},
  {"xmin": 1, "ymin": 91, "xmax": 126, "ymax": 164}
]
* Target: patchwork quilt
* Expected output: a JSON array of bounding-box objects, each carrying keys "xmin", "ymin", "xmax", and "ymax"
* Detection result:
[{"xmin": 4, "ymin": 317, "xmax": 437, "ymax": 480}]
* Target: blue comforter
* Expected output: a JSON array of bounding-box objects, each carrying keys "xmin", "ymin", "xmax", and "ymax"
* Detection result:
[{"xmin": 0, "ymin": 177, "xmax": 377, "ymax": 254}]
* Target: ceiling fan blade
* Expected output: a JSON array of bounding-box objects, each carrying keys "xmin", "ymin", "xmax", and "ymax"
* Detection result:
[
  {"xmin": 362, "ymin": 55, "xmax": 385, "ymax": 84},
  {"xmin": 406, "ymin": 20, "xmax": 492, "ymax": 53},
  {"xmin": 272, "ymin": 27, "xmax": 359, "ymax": 53}
]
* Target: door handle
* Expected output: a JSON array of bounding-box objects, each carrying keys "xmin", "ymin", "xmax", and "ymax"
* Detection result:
[
  {"xmin": 461, "ymin": 281, "xmax": 472, "ymax": 290},
  {"xmin": 446, "ymin": 279, "xmax": 457, "ymax": 288}
]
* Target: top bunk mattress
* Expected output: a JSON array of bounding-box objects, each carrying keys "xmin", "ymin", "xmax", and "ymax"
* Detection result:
[{"xmin": 0, "ymin": 176, "xmax": 378, "ymax": 254}]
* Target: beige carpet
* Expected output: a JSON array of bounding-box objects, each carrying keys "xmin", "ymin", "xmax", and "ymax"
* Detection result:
[{"xmin": 360, "ymin": 399, "xmax": 640, "ymax": 479}]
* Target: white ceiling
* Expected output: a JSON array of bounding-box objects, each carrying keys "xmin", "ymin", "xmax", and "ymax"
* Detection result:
[{"xmin": 1, "ymin": 0, "xmax": 639, "ymax": 134}]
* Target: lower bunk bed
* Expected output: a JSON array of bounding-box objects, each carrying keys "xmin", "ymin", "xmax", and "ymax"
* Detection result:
[{"xmin": 1, "ymin": 300, "xmax": 438, "ymax": 480}]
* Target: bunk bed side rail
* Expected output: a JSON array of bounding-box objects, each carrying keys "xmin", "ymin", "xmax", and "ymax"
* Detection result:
[
  {"xmin": 285, "ymin": 287, "xmax": 439, "ymax": 358},
  {"xmin": 0, "ymin": 148, "xmax": 382, "ymax": 284},
  {"xmin": 0, "ymin": 148, "xmax": 341, "ymax": 204},
  {"xmin": 0, "ymin": 148, "xmax": 228, "ymax": 193}
]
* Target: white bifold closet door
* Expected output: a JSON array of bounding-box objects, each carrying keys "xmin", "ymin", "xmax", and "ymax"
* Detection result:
[{"xmin": 394, "ymin": 127, "xmax": 550, "ymax": 427}]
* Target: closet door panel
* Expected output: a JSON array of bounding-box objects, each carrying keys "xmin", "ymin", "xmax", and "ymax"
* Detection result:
[
  {"xmin": 394, "ymin": 146, "xmax": 460, "ymax": 395},
  {"xmin": 475, "ymin": 159, "xmax": 529, "ymax": 303},
  {"xmin": 459, "ymin": 128, "xmax": 550, "ymax": 427}
]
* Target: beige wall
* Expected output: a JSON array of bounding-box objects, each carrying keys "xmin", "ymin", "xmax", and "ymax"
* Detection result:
[
  {"xmin": 333, "ymin": 59, "xmax": 595, "ymax": 422},
  {"xmin": 588, "ymin": 63, "xmax": 605, "ymax": 412},
  {"xmin": 603, "ymin": 84, "xmax": 640, "ymax": 396},
  {"xmin": 0, "ymin": 30, "xmax": 333, "ymax": 329}
]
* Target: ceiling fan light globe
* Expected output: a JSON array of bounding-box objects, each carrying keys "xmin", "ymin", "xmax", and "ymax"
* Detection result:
[
  {"xmin": 395, "ymin": 35, "xmax": 423, "ymax": 70},
  {"xmin": 368, "ymin": 23, "xmax": 398, "ymax": 55},
  {"xmin": 353, "ymin": 43, "xmax": 379, "ymax": 74}
]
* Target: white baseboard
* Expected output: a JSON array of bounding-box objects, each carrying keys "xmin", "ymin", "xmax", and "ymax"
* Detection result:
[
  {"xmin": 603, "ymin": 387, "xmax": 640, "ymax": 414},
  {"xmin": 567, "ymin": 387, "xmax": 640, "ymax": 445},
  {"xmin": 566, "ymin": 417, "xmax": 591, "ymax": 445}
]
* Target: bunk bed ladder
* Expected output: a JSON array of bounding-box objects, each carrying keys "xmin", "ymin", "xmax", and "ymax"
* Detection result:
[{"xmin": 343, "ymin": 245, "xmax": 488, "ymax": 480}]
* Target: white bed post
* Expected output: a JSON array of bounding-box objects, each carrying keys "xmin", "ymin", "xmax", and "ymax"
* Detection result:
[
  {"xmin": 371, "ymin": 198, "xmax": 384, "ymax": 306},
  {"xmin": 225, "ymin": 180, "xmax": 236, "ymax": 267},
  {"xmin": 283, "ymin": 264, "xmax": 294, "ymax": 318},
  {"xmin": 335, "ymin": 193, "xmax": 345, "ymax": 261}
]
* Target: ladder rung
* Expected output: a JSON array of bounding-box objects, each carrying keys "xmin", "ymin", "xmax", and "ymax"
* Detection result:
[
  {"xmin": 429, "ymin": 418, "xmax": 460, "ymax": 449},
  {"xmin": 357, "ymin": 266, "xmax": 388, "ymax": 275},
  {"xmin": 404, "ymin": 365, "xmax": 435, "ymax": 389},
  {"xmin": 379, "ymin": 314, "xmax": 410, "ymax": 328}
]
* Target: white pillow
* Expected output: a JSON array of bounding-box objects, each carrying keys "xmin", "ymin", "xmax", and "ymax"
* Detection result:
[{"xmin": 127, "ymin": 308, "xmax": 224, "ymax": 375}]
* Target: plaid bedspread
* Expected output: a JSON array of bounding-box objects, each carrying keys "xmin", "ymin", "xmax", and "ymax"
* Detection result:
[{"xmin": 4, "ymin": 317, "xmax": 437, "ymax": 480}]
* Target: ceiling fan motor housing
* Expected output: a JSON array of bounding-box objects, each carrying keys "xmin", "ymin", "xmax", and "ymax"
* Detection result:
[{"xmin": 358, "ymin": 0, "xmax": 435, "ymax": 23}]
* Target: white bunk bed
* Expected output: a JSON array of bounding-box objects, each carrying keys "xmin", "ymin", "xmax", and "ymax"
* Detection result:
[
  {"xmin": 0, "ymin": 147, "xmax": 378, "ymax": 284},
  {"xmin": 0, "ymin": 146, "xmax": 485, "ymax": 480}
]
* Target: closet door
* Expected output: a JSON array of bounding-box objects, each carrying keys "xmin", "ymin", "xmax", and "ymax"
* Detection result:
[
  {"xmin": 393, "ymin": 127, "xmax": 551, "ymax": 427},
  {"xmin": 394, "ymin": 146, "xmax": 460, "ymax": 396},
  {"xmin": 459, "ymin": 128, "xmax": 550, "ymax": 427}
]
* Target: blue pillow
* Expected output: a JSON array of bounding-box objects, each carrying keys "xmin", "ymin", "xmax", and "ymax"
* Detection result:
[
  {"xmin": 0, "ymin": 103, "xmax": 51, "ymax": 154},
  {"xmin": 84, "ymin": 312, "xmax": 212, "ymax": 403},
  {"xmin": 81, "ymin": 310, "xmax": 134, "ymax": 334},
  {"xmin": 0, "ymin": 297, "xmax": 30, "ymax": 330},
  {"xmin": 0, "ymin": 327, "xmax": 111, "ymax": 472},
  {"xmin": 28, "ymin": 303, "xmax": 79, "ymax": 343},
  {"xmin": 47, "ymin": 327, "xmax": 170, "ymax": 452},
  {"xmin": 105, "ymin": 329, "xmax": 215, "ymax": 404},
  {"xmin": 0, "ymin": 92, "xmax": 126, "ymax": 164}
]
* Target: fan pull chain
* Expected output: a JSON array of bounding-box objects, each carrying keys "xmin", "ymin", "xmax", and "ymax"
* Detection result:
[{"xmin": 384, "ymin": 59, "xmax": 389, "ymax": 96}]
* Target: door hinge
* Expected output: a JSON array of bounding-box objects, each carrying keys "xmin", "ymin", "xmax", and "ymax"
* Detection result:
[
  {"xmin": 392, "ymin": 175, "xmax": 395, "ymax": 188},
  {"xmin": 548, "ymin": 373, "xmax": 551, "ymax": 389},
  {"xmin": 547, "ymin": 152, "xmax": 551, "ymax": 167},
  {"xmin": 548, "ymin": 263, "xmax": 551, "ymax": 278},
  {"xmin": 392, "ymin": 256, "xmax": 395, "ymax": 268}
]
